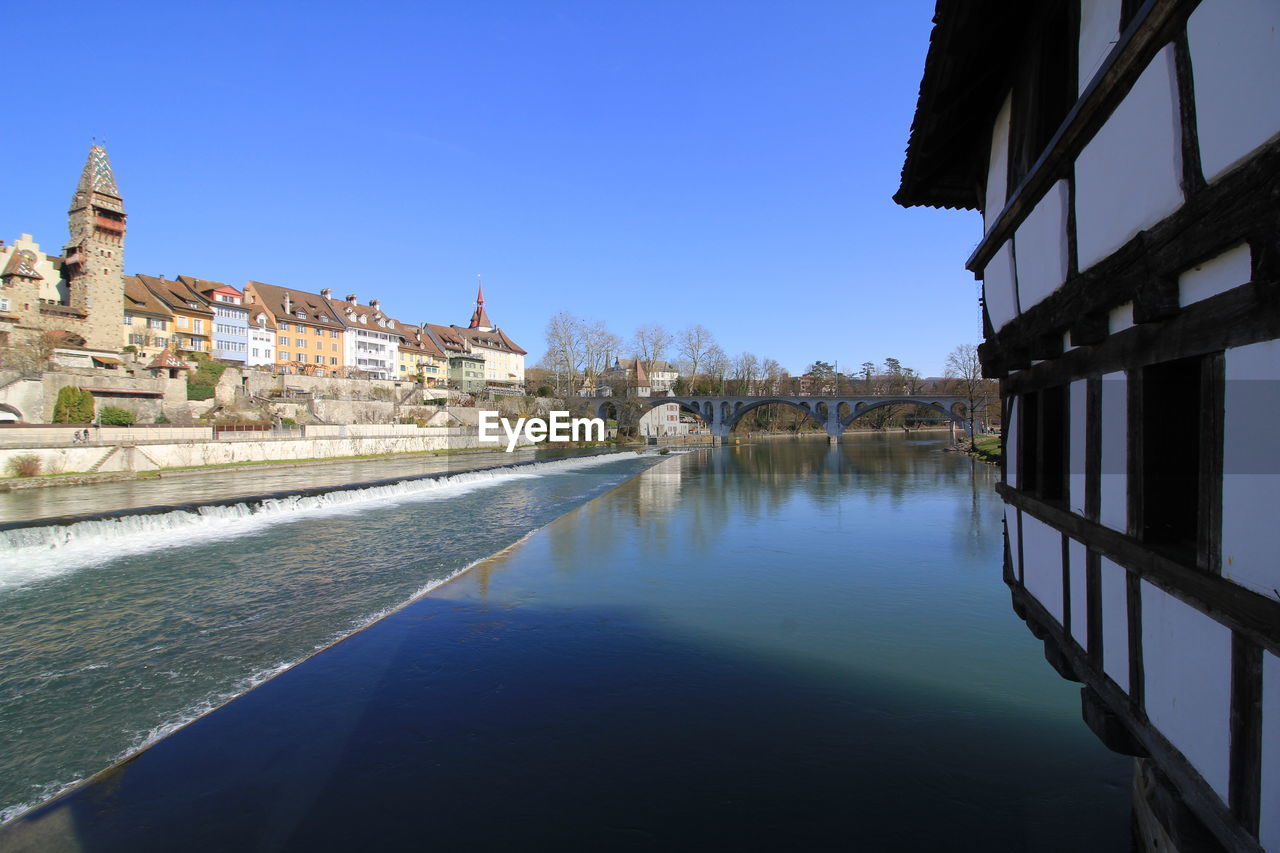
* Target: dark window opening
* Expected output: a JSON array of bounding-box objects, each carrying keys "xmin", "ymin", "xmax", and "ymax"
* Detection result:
[
  {"xmin": 1019, "ymin": 385, "xmax": 1068, "ymax": 503},
  {"xmin": 1140, "ymin": 357, "xmax": 1201, "ymax": 555},
  {"xmin": 1008, "ymin": 1, "xmax": 1076, "ymax": 188}
]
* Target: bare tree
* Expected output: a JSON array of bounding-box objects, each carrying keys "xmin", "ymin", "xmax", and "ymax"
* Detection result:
[
  {"xmin": 677, "ymin": 324, "xmax": 716, "ymax": 392},
  {"xmin": 2, "ymin": 331, "xmax": 58, "ymax": 373},
  {"xmin": 632, "ymin": 324, "xmax": 672, "ymax": 370},
  {"xmin": 730, "ymin": 352, "xmax": 759, "ymax": 395},
  {"xmin": 760, "ymin": 358, "xmax": 783, "ymax": 396},
  {"xmin": 703, "ymin": 344, "xmax": 729, "ymax": 394},
  {"xmin": 945, "ymin": 343, "xmax": 995, "ymax": 442},
  {"xmin": 544, "ymin": 311, "xmax": 585, "ymax": 395},
  {"xmin": 581, "ymin": 319, "xmax": 620, "ymax": 390}
]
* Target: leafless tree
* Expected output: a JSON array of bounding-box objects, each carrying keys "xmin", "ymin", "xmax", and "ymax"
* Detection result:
[
  {"xmin": 703, "ymin": 344, "xmax": 729, "ymax": 394},
  {"xmin": 632, "ymin": 324, "xmax": 672, "ymax": 370},
  {"xmin": 677, "ymin": 324, "xmax": 716, "ymax": 392},
  {"xmin": 2, "ymin": 331, "xmax": 58, "ymax": 373},
  {"xmin": 544, "ymin": 311, "xmax": 585, "ymax": 395},
  {"xmin": 760, "ymin": 358, "xmax": 783, "ymax": 396},
  {"xmin": 945, "ymin": 343, "xmax": 996, "ymax": 441},
  {"xmin": 581, "ymin": 319, "xmax": 620, "ymax": 389},
  {"xmin": 730, "ymin": 352, "xmax": 760, "ymax": 395}
]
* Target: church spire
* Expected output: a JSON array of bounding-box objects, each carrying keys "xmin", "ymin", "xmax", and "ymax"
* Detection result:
[{"xmin": 469, "ymin": 275, "xmax": 493, "ymax": 330}]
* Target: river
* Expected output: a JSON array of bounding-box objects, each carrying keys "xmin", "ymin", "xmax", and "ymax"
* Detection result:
[{"xmin": 0, "ymin": 435, "xmax": 1132, "ymax": 850}]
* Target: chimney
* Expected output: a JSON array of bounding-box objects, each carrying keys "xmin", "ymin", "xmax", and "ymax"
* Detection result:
[
  {"xmin": 283, "ymin": 292, "xmax": 293, "ymax": 314},
  {"xmin": 320, "ymin": 288, "xmax": 332, "ymax": 299},
  {"xmin": 369, "ymin": 298, "xmax": 380, "ymax": 311},
  {"xmin": 346, "ymin": 294, "xmax": 358, "ymax": 306}
]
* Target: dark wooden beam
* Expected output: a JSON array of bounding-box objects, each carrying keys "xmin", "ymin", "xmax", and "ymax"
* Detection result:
[{"xmin": 997, "ymin": 483, "xmax": 1280, "ymax": 655}]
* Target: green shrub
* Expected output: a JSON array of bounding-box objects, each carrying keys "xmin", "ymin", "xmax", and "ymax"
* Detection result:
[
  {"xmin": 6, "ymin": 454, "xmax": 41, "ymax": 477},
  {"xmin": 98, "ymin": 406, "xmax": 136, "ymax": 426},
  {"xmin": 280, "ymin": 417, "xmax": 297, "ymax": 428},
  {"xmin": 154, "ymin": 413, "xmax": 171, "ymax": 424},
  {"xmin": 536, "ymin": 385, "xmax": 553, "ymax": 397},
  {"xmin": 52, "ymin": 386, "xmax": 95, "ymax": 424},
  {"xmin": 187, "ymin": 384, "xmax": 215, "ymax": 401},
  {"xmin": 186, "ymin": 360, "xmax": 227, "ymax": 402}
]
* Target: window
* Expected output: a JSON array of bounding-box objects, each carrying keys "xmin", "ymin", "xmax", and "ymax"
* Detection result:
[
  {"xmin": 315, "ymin": 354, "xmax": 324, "ymax": 364},
  {"xmin": 252, "ymin": 348, "xmax": 259, "ymax": 358},
  {"xmin": 280, "ymin": 351, "xmax": 290, "ymax": 361},
  {"xmin": 279, "ymin": 322, "xmax": 290, "ymax": 332},
  {"xmin": 297, "ymin": 339, "xmax": 307, "ymax": 349},
  {"xmin": 193, "ymin": 319, "xmax": 204, "ymax": 333},
  {"xmin": 147, "ymin": 318, "xmax": 166, "ymax": 330},
  {"xmin": 1138, "ymin": 355, "xmax": 1216, "ymax": 560},
  {"xmin": 279, "ymin": 336, "xmax": 289, "ymax": 346},
  {"xmin": 124, "ymin": 313, "xmax": 135, "ymax": 326},
  {"xmin": 330, "ymin": 330, "xmax": 339, "ymax": 338},
  {"xmin": 155, "ymin": 336, "xmax": 167, "ymax": 348},
  {"xmin": 331, "ymin": 343, "xmax": 338, "ymax": 352},
  {"xmin": 1007, "ymin": 2, "xmax": 1074, "ymax": 189},
  {"xmin": 178, "ymin": 317, "xmax": 188, "ymax": 329},
  {"xmin": 0, "ymin": 297, "xmax": 8, "ymax": 312},
  {"xmin": 330, "ymin": 357, "xmax": 337, "ymax": 365},
  {"xmin": 1018, "ymin": 385, "xmax": 1068, "ymax": 503}
]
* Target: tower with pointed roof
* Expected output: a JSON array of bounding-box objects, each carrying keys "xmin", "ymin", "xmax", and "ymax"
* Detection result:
[
  {"xmin": 468, "ymin": 281, "xmax": 493, "ymax": 332},
  {"xmin": 60, "ymin": 144, "xmax": 126, "ymax": 350}
]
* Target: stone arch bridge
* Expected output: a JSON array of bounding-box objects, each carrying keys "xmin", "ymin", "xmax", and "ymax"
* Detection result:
[{"xmin": 594, "ymin": 394, "xmax": 972, "ymax": 442}]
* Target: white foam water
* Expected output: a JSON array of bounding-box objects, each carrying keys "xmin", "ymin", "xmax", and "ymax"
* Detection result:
[
  {"xmin": 0, "ymin": 453, "xmax": 636, "ymax": 591},
  {"xmin": 0, "ymin": 458, "xmax": 627, "ymax": 825}
]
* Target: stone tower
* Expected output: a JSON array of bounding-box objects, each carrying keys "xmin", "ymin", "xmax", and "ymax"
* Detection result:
[{"xmin": 62, "ymin": 145, "xmax": 126, "ymax": 350}]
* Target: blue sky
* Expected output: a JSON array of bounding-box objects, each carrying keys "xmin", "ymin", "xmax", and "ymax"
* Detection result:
[{"xmin": 2, "ymin": 0, "xmax": 980, "ymax": 377}]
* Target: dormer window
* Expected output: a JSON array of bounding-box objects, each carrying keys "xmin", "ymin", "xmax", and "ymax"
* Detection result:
[
  {"xmin": 359, "ymin": 315, "xmax": 368, "ymax": 324},
  {"xmin": 296, "ymin": 310, "xmax": 306, "ymax": 319},
  {"xmin": 319, "ymin": 314, "xmax": 329, "ymax": 322}
]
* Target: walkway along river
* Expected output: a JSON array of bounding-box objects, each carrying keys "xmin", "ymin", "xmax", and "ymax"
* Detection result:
[{"xmin": 0, "ymin": 435, "xmax": 1132, "ymax": 850}]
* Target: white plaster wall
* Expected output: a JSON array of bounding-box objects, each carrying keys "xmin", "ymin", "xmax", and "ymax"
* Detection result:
[
  {"xmin": 1107, "ymin": 301, "xmax": 1134, "ymax": 335},
  {"xmin": 1075, "ymin": 45, "xmax": 1184, "ymax": 271},
  {"xmin": 1140, "ymin": 581, "xmax": 1233, "ymax": 801},
  {"xmin": 1010, "ymin": 508, "xmax": 1022, "ymax": 578},
  {"xmin": 1068, "ymin": 539, "xmax": 1088, "ymax": 646},
  {"xmin": 1069, "ymin": 379, "xmax": 1088, "ymax": 514},
  {"xmin": 1099, "ymin": 557, "xmax": 1129, "ymax": 692},
  {"xmin": 985, "ymin": 93, "xmax": 1013, "ymax": 231},
  {"xmin": 1187, "ymin": 0, "xmax": 1280, "ymax": 182},
  {"xmin": 1262, "ymin": 651, "xmax": 1280, "ymax": 853},
  {"xmin": 1100, "ymin": 372, "xmax": 1127, "ymax": 531},
  {"xmin": 1022, "ymin": 515, "xmax": 1064, "ymax": 625},
  {"xmin": 1005, "ymin": 396, "xmax": 1018, "ymax": 486},
  {"xmin": 984, "ymin": 240, "xmax": 1019, "ymax": 331},
  {"xmin": 1014, "ymin": 180, "xmax": 1070, "ymax": 311},
  {"xmin": 1221, "ymin": 339, "xmax": 1280, "ymax": 599},
  {"xmin": 1178, "ymin": 243, "xmax": 1252, "ymax": 307},
  {"xmin": 1078, "ymin": 0, "xmax": 1122, "ymax": 95}
]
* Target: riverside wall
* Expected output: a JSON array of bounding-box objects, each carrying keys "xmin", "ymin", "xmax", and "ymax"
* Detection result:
[{"xmin": 0, "ymin": 427, "xmax": 485, "ymax": 476}]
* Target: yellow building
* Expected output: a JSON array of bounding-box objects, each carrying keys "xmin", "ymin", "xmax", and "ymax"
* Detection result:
[
  {"xmin": 243, "ymin": 281, "xmax": 345, "ymax": 375},
  {"xmin": 135, "ymin": 274, "xmax": 214, "ymax": 356},
  {"xmin": 396, "ymin": 323, "xmax": 449, "ymax": 387},
  {"xmin": 121, "ymin": 275, "xmax": 174, "ymax": 361}
]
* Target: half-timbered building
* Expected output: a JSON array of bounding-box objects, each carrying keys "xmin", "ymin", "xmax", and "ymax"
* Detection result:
[{"xmin": 897, "ymin": 2, "xmax": 1279, "ymax": 851}]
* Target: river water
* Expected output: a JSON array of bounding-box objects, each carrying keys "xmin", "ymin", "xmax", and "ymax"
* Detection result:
[{"xmin": 0, "ymin": 435, "xmax": 1132, "ymax": 850}]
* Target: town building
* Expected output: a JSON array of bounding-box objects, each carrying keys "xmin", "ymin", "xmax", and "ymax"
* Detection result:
[
  {"xmin": 602, "ymin": 357, "xmax": 679, "ymax": 394},
  {"xmin": 181, "ymin": 277, "xmax": 248, "ymax": 364},
  {"xmin": 637, "ymin": 401, "xmax": 703, "ymax": 437},
  {"xmin": 396, "ymin": 323, "xmax": 449, "ymax": 387},
  {"xmin": 896, "ymin": 2, "xmax": 1280, "ymax": 851},
  {"xmin": 135, "ymin": 275, "xmax": 214, "ymax": 358},
  {"xmin": 425, "ymin": 323, "xmax": 486, "ymax": 394},
  {"xmin": 321, "ymin": 291, "xmax": 400, "ymax": 380},
  {"xmin": 451, "ymin": 285, "xmax": 526, "ymax": 388},
  {"xmin": 121, "ymin": 275, "xmax": 174, "ymax": 361},
  {"xmin": 246, "ymin": 307, "xmax": 276, "ymax": 367},
  {"xmin": 243, "ymin": 281, "xmax": 346, "ymax": 376}
]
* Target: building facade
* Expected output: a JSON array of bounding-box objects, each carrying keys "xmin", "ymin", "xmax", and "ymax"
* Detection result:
[
  {"xmin": 183, "ymin": 277, "xmax": 248, "ymax": 364},
  {"xmin": 121, "ymin": 275, "xmax": 174, "ymax": 361},
  {"xmin": 454, "ymin": 286, "xmax": 526, "ymax": 387},
  {"xmin": 897, "ymin": 2, "xmax": 1280, "ymax": 851},
  {"xmin": 243, "ymin": 281, "xmax": 346, "ymax": 376}
]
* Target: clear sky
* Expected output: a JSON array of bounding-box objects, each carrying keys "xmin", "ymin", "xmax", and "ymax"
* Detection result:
[{"xmin": 1, "ymin": 0, "xmax": 981, "ymax": 377}]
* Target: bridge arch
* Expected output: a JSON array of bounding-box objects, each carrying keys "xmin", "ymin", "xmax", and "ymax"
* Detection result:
[
  {"xmin": 722, "ymin": 398, "xmax": 827, "ymax": 433},
  {"xmin": 595, "ymin": 397, "xmax": 710, "ymax": 429},
  {"xmin": 839, "ymin": 398, "xmax": 966, "ymax": 431}
]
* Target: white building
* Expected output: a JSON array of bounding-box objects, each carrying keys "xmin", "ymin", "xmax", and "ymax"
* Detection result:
[
  {"xmin": 247, "ymin": 310, "xmax": 275, "ymax": 367},
  {"xmin": 325, "ymin": 291, "xmax": 399, "ymax": 380},
  {"xmin": 897, "ymin": 2, "xmax": 1280, "ymax": 851},
  {"xmin": 637, "ymin": 402, "xmax": 703, "ymax": 437}
]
